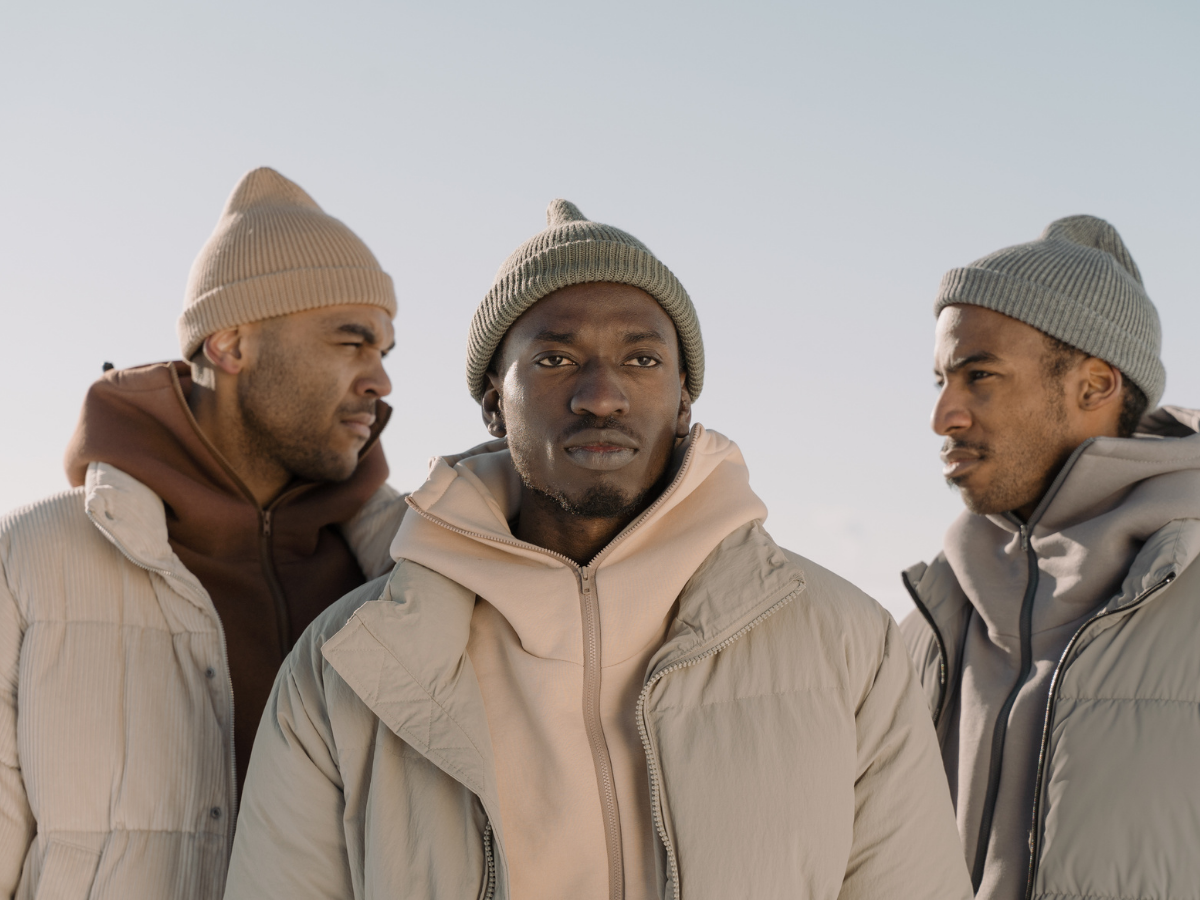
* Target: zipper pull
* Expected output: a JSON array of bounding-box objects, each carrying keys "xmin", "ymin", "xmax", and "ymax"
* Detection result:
[
  {"xmin": 581, "ymin": 567, "xmax": 592, "ymax": 594},
  {"xmin": 262, "ymin": 510, "xmax": 272, "ymax": 537},
  {"xmin": 1020, "ymin": 524, "xmax": 1029, "ymax": 551}
]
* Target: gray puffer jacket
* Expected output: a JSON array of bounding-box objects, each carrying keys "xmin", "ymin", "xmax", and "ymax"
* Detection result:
[{"xmin": 901, "ymin": 407, "xmax": 1200, "ymax": 900}]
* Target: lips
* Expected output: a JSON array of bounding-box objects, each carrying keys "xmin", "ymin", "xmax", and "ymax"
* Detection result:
[
  {"xmin": 340, "ymin": 412, "xmax": 376, "ymax": 440},
  {"xmin": 563, "ymin": 429, "xmax": 639, "ymax": 471},
  {"xmin": 941, "ymin": 445, "xmax": 984, "ymax": 479}
]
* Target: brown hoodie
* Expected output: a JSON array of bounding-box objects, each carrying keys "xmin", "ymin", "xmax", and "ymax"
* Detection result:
[
  {"xmin": 390, "ymin": 426, "xmax": 767, "ymax": 900},
  {"xmin": 63, "ymin": 361, "xmax": 391, "ymax": 795}
]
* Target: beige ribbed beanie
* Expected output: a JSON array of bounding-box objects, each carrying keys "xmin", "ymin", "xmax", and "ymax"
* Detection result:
[
  {"xmin": 466, "ymin": 199, "xmax": 704, "ymax": 402},
  {"xmin": 935, "ymin": 215, "xmax": 1164, "ymax": 408},
  {"xmin": 178, "ymin": 167, "xmax": 396, "ymax": 359}
]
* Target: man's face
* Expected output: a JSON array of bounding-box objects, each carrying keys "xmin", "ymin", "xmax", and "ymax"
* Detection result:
[
  {"xmin": 486, "ymin": 282, "xmax": 691, "ymax": 520},
  {"xmin": 932, "ymin": 305, "xmax": 1078, "ymax": 518},
  {"xmin": 237, "ymin": 304, "xmax": 394, "ymax": 483}
]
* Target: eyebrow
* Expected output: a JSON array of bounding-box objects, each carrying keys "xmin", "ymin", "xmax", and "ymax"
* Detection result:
[
  {"xmin": 938, "ymin": 350, "xmax": 1000, "ymax": 376},
  {"xmin": 533, "ymin": 330, "xmax": 575, "ymax": 344},
  {"xmin": 337, "ymin": 323, "xmax": 396, "ymax": 354},
  {"xmin": 622, "ymin": 329, "xmax": 668, "ymax": 345}
]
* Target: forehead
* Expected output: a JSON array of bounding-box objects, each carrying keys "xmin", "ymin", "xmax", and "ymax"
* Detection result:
[
  {"xmin": 934, "ymin": 304, "xmax": 1045, "ymax": 362},
  {"xmin": 283, "ymin": 304, "xmax": 395, "ymax": 340},
  {"xmin": 508, "ymin": 282, "xmax": 677, "ymax": 341}
]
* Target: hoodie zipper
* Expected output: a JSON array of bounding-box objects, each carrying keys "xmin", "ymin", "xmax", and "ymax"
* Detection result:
[
  {"xmin": 634, "ymin": 581, "xmax": 803, "ymax": 900},
  {"xmin": 404, "ymin": 431, "xmax": 703, "ymax": 900},
  {"xmin": 86, "ymin": 509, "xmax": 239, "ymax": 845},
  {"xmin": 969, "ymin": 525, "xmax": 1037, "ymax": 891},
  {"xmin": 1022, "ymin": 571, "xmax": 1176, "ymax": 900}
]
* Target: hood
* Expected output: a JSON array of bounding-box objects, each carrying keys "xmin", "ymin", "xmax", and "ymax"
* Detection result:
[
  {"xmin": 389, "ymin": 424, "xmax": 769, "ymax": 667},
  {"xmin": 944, "ymin": 406, "xmax": 1200, "ymax": 638},
  {"xmin": 63, "ymin": 361, "xmax": 391, "ymax": 557}
]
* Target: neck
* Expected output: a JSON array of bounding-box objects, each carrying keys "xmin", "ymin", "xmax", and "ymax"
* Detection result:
[
  {"xmin": 514, "ymin": 487, "xmax": 645, "ymax": 566},
  {"xmin": 187, "ymin": 381, "xmax": 291, "ymax": 507}
]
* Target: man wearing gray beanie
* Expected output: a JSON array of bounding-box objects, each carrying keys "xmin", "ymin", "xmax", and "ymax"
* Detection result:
[
  {"xmin": 227, "ymin": 199, "xmax": 972, "ymax": 899},
  {"xmin": 0, "ymin": 167, "xmax": 408, "ymax": 899},
  {"xmin": 900, "ymin": 215, "xmax": 1200, "ymax": 900}
]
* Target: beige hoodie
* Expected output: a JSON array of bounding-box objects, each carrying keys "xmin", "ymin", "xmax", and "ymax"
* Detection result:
[
  {"xmin": 933, "ymin": 413, "xmax": 1200, "ymax": 899},
  {"xmin": 390, "ymin": 425, "xmax": 766, "ymax": 900}
]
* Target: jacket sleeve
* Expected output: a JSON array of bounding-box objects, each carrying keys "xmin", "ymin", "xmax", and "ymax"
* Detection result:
[
  {"xmin": 224, "ymin": 655, "xmax": 354, "ymax": 900},
  {"xmin": 838, "ymin": 610, "xmax": 971, "ymax": 900},
  {"xmin": 0, "ymin": 553, "xmax": 34, "ymax": 897},
  {"xmin": 339, "ymin": 483, "xmax": 407, "ymax": 580}
]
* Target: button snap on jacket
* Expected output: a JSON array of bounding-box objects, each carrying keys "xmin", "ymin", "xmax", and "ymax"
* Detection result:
[
  {"xmin": 205, "ymin": 667, "xmax": 216, "ymax": 679},
  {"xmin": 210, "ymin": 807, "xmax": 222, "ymax": 819}
]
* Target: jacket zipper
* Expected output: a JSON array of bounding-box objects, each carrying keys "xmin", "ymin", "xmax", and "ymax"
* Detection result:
[
  {"xmin": 1022, "ymin": 571, "xmax": 1176, "ymax": 900},
  {"xmin": 481, "ymin": 819, "xmax": 497, "ymax": 900},
  {"xmin": 902, "ymin": 570, "xmax": 950, "ymax": 727},
  {"xmin": 634, "ymin": 581, "xmax": 803, "ymax": 900},
  {"xmin": 404, "ymin": 431, "xmax": 704, "ymax": 899},
  {"xmin": 86, "ymin": 509, "xmax": 239, "ymax": 844},
  {"xmin": 970, "ymin": 526, "xmax": 1038, "ymax": 892}
]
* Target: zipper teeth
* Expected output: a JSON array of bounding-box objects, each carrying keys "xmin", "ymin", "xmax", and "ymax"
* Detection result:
[
  {"xmin": 481, "ymin": 820, "xmax": 496, "ymax": 900},
  {"xmin": 1022, "ymin": 571, "xmax": 1175, "ymax": 900},
  {"xmin": 86, "ymin": 510, "xmax": 239, "ymax": 843},
  {"xmin": 635, "ymin": 581, "xmax": 802, "ymax": 900}
]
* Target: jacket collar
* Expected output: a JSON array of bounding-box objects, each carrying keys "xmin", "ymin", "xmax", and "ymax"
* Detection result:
[
  {"xmin": 83, "ymin": 461, "xmax": 210, "ymax": 608},
  {"xmin": 319, "ymin": 519, "xmax": 805, "ymax": 840}
]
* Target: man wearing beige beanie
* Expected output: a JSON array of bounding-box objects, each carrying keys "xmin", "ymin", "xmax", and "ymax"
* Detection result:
[
  {"xmin": 902, "ymin": 215, "xmax": 1200, "ymax": 900},
  {"xmin": 0, "ymin": 167, "xmax": 407, "ymax": 899},
  {"xmin": 225, "ymin": 199, "xmax": 971, "ymax": 900}
]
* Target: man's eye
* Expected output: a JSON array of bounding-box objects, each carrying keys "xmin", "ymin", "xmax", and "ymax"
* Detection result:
[
  {"xmin": 969, "ymin": 370, "xmax": 993, "ymax": 382},
  {"xmin": 536, "ymin": 355, "xmax": 574, "ymax": 367},
  {"xmin": 627, "ymin": 356, "xmax": 660, "ymax": 368}
]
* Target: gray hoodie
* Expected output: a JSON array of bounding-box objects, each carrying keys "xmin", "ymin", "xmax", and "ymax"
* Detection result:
[{"xmin": 902, "ymin": 407, "xmax": 1200, "ymax": 900}]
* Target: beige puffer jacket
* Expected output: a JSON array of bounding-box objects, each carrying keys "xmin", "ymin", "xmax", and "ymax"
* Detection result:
[
  {"xmin": 0, "ymin": 463, "xmax": 404, "ymax": 900},
  {"xmin": 225, "ymin": 520, "xmax": 972, "ymax": 899},
  {"xmin": 901, "ymin": 407, "xmax": 1200, "ymax": 900}
]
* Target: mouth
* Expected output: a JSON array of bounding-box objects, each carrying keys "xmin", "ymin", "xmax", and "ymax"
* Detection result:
[
  {"xmin": 340, "ymin": 413, "xmax": 376, "ymax": 440},
  {"xmin": 563, "ymin": 430, "xmax": 639, "ymax": 471},
  {"xmin": 941, "ymin": 448, "xmax": 984, "ymax": 480}
]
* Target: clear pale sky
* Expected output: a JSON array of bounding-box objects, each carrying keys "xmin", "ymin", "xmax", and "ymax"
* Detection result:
[{"xmin": 2, "ymin": 1, "xmax": 1197, "ymax": 619}]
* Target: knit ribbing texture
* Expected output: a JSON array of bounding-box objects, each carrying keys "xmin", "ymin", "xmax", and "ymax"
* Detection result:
[
  {"xmin": 178, "ymin": 168, "xmax": 396, "ymax": 359},
  {"xmin": 466, "ymin": 199, "xmax": 704, "ymax": 402},
  {"xmin": 935, "ymin": 215, "xmax": 1164, "ymax": 407}
]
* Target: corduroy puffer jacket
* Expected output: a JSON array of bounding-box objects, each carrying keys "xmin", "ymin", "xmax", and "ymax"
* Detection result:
[{"xmin": 0, "ymin": 463, "xmax": 404, "ymax": 900}]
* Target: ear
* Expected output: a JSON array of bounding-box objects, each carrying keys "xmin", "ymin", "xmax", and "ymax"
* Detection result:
[
  {"xmin": 675, "ymin": 372, "xmax": 693, "ymax": 438},
  {"xmin": 202, "ymin": 327, "xmax": 248, "ymax": 376},
  {"xmin": 481, "ymin": 371, "xmax": 506, "ymax": 437},
  {"xmin": 1076, "ymin": 357, "xmax": 1123, "ymax": 413}
]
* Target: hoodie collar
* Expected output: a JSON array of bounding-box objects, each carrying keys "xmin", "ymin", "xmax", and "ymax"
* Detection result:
[{"xmin": 944, "ymin": 407, "xmax": 1200, "ymax": 639}]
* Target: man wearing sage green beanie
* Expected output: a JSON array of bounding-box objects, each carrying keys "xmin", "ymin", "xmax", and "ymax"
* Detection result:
[
  {"xmin": 227, "ymin": 199, "xmax": 972, "ymax": 900},
  {"xmin": 0, "ymin": 167, "xmax": 408, "ymax": 900},
  {"xmin": 901, "ymin": 214, "xmax": 1200, "ymax": 900}
]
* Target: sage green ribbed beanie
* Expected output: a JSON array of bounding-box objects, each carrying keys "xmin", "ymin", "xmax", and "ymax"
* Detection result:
[
  {"xmin": 466, "ymin": 199, "xmax": 704, "ymax": 402},
  {"xmin": 179, "ymin": 167, "xmax": 396, "ymax": 359},
  {"xmin": 935, "ymin": 215, "xmax": 1164, "ymax": 408}
]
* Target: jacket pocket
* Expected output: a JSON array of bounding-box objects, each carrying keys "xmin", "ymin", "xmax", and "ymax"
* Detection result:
[{"xmin": 33, "ymin": 840, "xmax": 101, "ymax": 900}]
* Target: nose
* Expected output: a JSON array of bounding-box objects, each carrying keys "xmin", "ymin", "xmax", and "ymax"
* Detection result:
[
  {"xmin": 570, "ymin": 360, "xmax": 629, "ymax": 419},
  {"xmin": 931, "ymin": 382, "xmax": 970, "ymax": 436},
  {"xmin": 356, "ymin": 353, "xmax": 392, "ymax": 399}
]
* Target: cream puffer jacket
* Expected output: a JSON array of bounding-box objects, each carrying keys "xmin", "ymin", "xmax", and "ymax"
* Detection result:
[
  {"xmin": 225, "ymin": 520, "xmax": 972, "ymax": 900},
  {"xmin": 0, "ymin": 462, "xmax": 404, "ymax": 900}
]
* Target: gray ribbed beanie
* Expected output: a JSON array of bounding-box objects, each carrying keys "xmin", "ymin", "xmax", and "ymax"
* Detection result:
[
  {"xmin": 935, "ymin": 215, "xmax": 1164, "ymax": 408},
  {"xmin": 179, "ymin": 167, "xmax": 396, "ymax": 359},
  {"xmin": 466, "ymin": 199, "xmax": 704, "ymax": 402}
]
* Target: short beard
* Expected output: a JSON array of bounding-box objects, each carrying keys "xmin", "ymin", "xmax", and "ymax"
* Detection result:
[
  {"xmin": 521, "ymin": 478, "xmax": 654, "ymax": 521},
  {"xmin": 944, "ymin": 386, "xmax": 1072, "ymax": 516},
  {"xmin": 237, "ymin": 331, "xmax": 364, "ymax": 484}
]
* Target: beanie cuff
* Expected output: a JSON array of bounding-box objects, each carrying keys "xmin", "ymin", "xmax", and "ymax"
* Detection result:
[
  {"xmin": 466, "ymin": 240, "xmax": 704, "ymax": 402},
  {"xmin": 936, "ymin": 266, "xmax": 1165, "ymax": 407},
  {"xmin": 178, "ymin": 266, "xmax": 396, "ymax": 359}
]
